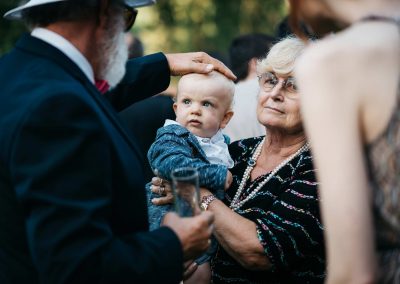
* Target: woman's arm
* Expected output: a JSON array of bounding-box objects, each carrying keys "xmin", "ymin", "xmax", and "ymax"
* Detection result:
[
  {"xmin": 201, "ymin": 147, "xmax": 324, "ymax": 274},
  {"xmin": 295, "ymin": 38, "xmax": 378, "ymax": 283},
  {"xmin": 200, "ymin": 189, "xmax": 271, "ymax": 271}
]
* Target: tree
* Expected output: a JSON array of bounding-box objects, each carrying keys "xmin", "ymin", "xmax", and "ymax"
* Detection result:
[
  {"xmin": 0, "ymin": 0, "xmax": 287, "ymax": 58},
  {"xmin": 133, "ymin": 0, "xmax": 287, "ymax": 57},
  {"xmin": 0, "ymin": 1, "xmax": 27, "ymax": 56}
]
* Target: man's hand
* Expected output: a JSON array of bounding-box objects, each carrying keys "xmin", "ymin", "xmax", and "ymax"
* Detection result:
[
  {"xmin": 182, "ymin": 260, "xmax": 198, "ymax": 281},
  {"xmin": 165, "ymin": 52, "xmax": 236, "ymax": 80},
  {"xmin": 163, "ymin": 211, "xmax": 214, "ymax": 261}
]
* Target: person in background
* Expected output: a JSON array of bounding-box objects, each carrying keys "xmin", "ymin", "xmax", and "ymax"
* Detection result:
[
  {"xmin": 222, "ymin": 33, "xmax": 276, "ymax": 142},
  {"xmin": 120, "ymin": 33, "xmax": 176, "ymax": 182},
  {"xmin": 148, "ymin": 71, "xmax": 235, "ymax": 283},
  {"xmin": 153, "ymin": 36, "xmax": 326, "ymax": 283},
  {"xmin": 125, "ymin": 32, "xmax": 144, "ymax": 59},
  {"xmin": 290, "ymin": 0, "xmax": 400, "ymax": 282},
  {"xmin": 120, "ymin": 94, "xmax": 176, "ymax": 181},
  {"xmin": 0, "ymin": 0, "xmax": 236, "ymax": 283},
  {"xmin": 274, "ymin": 16, "xmax": 314, "ymax": 40}
]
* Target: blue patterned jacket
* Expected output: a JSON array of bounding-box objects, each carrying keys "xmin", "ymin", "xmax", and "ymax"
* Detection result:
[
  {"xmin": 146, "ymin": 124, "xmax": 229, "ymax": 230},
  {"xmin": 148, "ymin": 124, "xmax": 229, "ymax": 195}
]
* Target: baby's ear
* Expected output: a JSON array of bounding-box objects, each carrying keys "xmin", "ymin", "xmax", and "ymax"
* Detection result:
[
  {"xmin": 220, "ymin": 110, "xmax": 234, "ymax": 129},
  {"xmin": 173, "ymin": 103, "xmax": 178, "ymax": 114}
]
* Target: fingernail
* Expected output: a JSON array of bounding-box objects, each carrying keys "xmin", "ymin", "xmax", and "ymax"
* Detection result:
[{"xmin": 206, "ymin": 64, "xmax": 213, "ymax": 72}]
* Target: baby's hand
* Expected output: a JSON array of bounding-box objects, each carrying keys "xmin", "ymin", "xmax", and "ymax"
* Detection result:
[{"xmin": 224, "ymin": 170, "xmax": 233, "ymax": 190}]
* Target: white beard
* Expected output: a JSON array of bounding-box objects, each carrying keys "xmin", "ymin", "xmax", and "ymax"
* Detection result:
[{"xmin": 99, "ymin": 21, "xmax": 128, "ymax": 88}]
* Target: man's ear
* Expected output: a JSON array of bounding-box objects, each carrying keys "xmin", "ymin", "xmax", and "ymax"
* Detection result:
[{"xmin": 220, "ymin": 110, "xmax": 234, "ymax": 129}]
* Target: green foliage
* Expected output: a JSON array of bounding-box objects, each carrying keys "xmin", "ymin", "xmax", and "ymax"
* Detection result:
[
  {"xmin": 135, "ymin": 0, "xmax": 287, "ymax": 56},
  {"xmin": 0, "ymin": 1, "xmax": 27, "ymax": 56},
  {"xmin": 0, "ymin": 0, "xmax": 287, "ymax": 58}
]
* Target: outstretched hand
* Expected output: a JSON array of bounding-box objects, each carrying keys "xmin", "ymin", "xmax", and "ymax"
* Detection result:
[{"xmin": 165, "ymin": 52, "xmax": 236, "ymax": 80}]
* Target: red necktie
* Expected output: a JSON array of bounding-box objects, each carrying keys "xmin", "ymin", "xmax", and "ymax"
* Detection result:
[{"xmin": 95, "ymin": 79, "xmax": 110, "ymax": 94}]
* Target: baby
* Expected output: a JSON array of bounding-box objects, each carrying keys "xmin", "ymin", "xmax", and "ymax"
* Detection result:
[{"xmin": 147, "ymin": 71, "xmax": 235, "ymax": 283}]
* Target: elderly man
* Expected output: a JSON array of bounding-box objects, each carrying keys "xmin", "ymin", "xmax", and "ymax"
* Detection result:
[{"xmin": 0, "ymin": 0, "xmax": 236, "ymax": 283}]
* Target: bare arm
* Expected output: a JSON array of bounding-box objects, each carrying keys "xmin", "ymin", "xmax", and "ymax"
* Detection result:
[
  {"xmin": 200, "ymin": 188, "xmax": 271, "ymax": 271},
  {"xmin": 295, "ymin": 37, "xmax": 379, "ymax": 283}
]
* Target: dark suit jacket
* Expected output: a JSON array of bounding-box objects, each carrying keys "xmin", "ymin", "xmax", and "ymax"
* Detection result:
[
  {"xmin": 119, "ymin": 95, "xmax": 176, "ymax": 182},
  {"xmin": 0, "ymin": 34, "xmax": 183, "ymax": 284}
]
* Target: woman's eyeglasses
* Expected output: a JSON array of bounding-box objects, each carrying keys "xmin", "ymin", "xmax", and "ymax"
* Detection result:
[
  {"xmin": 122, "ymin": 5, "xmax": 138, "ymax": 32},
  {"xmin": 257, "ymin": 72, "xmax": 298, "ymax": 94}
]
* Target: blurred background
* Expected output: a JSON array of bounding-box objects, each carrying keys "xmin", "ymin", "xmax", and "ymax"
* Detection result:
[{"xmin": 0, "ymin": 0, "xmax": 289, "ymax": 57}]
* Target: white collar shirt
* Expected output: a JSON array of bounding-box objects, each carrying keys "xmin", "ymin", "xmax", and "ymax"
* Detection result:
[
  {"xmin": 31, "ymin": 27, "xmax": 95, "ymax": 84},
  {"xmin": 164, "ymin": 119, "xmax": 234, "ymax": 168}
]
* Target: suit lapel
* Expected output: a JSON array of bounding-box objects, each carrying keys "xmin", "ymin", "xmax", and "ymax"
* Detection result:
[{"xmin": 16, "ymin": 34, "xmax": 145, "ymax": 163}]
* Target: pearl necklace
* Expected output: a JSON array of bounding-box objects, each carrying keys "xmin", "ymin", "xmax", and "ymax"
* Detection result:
[{"xmin": 229, "ymin": 138, "xmax": 310, "ymax": 211}]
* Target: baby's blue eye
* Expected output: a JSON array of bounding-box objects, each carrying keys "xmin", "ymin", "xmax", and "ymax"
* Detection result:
[
  {"xmin": 203, "ymin": 101, "xmax": 212, "ymax": 107},
  {"xmin": 183, "ymin": 99, "xmax": 191, "ymax": 104}
]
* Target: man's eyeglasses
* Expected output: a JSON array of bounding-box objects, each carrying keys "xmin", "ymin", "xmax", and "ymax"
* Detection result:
[
  {"xmin": 122, "ymin": 5, "xmax": 138, "ymax": 32},
  {"xmin": 257, "ymin": 72, "xmax": 298, "ymax": 94}
]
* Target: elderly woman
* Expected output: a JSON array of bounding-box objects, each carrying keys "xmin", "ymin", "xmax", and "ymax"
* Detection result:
[{"xmin": 152, "ymin": 36, "xmax": 325, "ymax": 283}]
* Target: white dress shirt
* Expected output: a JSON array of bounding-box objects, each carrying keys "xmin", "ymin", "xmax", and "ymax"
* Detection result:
[
  {"xmin": 31, "ymin": 27, "xmax": 95, "ymax": 84},
  {"xmin": 164, "ymin": 119, "xmax": 234, "ymax": 168}
]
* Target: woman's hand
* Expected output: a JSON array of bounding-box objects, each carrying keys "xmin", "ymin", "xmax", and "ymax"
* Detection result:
[
  {"xmin": 199, "ymin": 188, "xmax": 213, "ymax": 200},
  {"xmin": 150, "ymin": 177, "xmax": 174, "ymax": 205}
]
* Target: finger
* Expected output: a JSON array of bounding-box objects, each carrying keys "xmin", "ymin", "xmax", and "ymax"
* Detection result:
[
  {"xmin": 192, "ymin": 61, "xmax": 236, "ymax": 81},
  {"xmin": 151, "ymin": 177, "xmax": 159, "ymax": 185},
  {"xmin": 211, "ymin": 61, "xmax": 236, "ymax": 80},
  {"xmin": 183, "ymin": 261, "xmax": 198, "ymax": 280},
  {"xmin": 195, "ymin": 52, "xmax": 236, "ymax": 80},
  {"xmin": 208, "ymin": 224, "xmax": 215, "ymax": 235},
  {"xmin": 150, "ymin": 185, "xmax": 160, "ymax": 194},
  {"xmin": 152, "ymin": 195, "xmax": 173, "ymax": 205},
  {"xmin": 184, "ymin": 260, "xmax": 195, "ymax": 270},
  {"xmin": 151, "ymin": 177, "xmax": 163, "ymax": 186},
  {"xmin": 200, "ymin": 211, "xmax": 215, "ymax": 226}
]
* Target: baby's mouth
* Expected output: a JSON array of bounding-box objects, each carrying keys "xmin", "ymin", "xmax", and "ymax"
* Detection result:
[{"xmin": 188, "ymin": 119, "xmax": 201, "ymax": 125}]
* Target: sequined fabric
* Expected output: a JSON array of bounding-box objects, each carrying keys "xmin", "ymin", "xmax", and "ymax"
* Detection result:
[{"xmin": 211, "ymin": 137, "xmax": 325, "ymax": 283}]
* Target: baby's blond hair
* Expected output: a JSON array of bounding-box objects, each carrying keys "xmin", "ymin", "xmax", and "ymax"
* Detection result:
[{"xmin": 177, "ymin": 71, "xmax": 235, "ymax": 109}]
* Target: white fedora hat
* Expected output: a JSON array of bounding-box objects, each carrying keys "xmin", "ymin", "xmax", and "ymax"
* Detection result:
[{"xmin": 4, "ymin": 0, "xmax": 157, "ymax": 20}]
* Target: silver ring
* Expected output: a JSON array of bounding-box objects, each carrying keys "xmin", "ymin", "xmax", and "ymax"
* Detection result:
[
  {"xmin": 159, "ymin": 186, "xmax": 165, "ymax": 195},
  {"xmin": 159, "ymin": 178, "xmax": 164, "ymax": 186}
]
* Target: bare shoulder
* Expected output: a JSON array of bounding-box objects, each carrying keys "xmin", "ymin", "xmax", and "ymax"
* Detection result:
[
  {"xmin": 298, "ymin": 22, "xmax": 399, "ymax": 76},
  {"xmin": 296, "ymin": 22, "xmax": 400, "ymax": 141}
]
